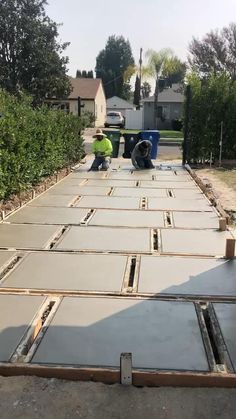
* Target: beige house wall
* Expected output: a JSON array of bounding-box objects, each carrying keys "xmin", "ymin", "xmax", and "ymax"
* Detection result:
[{"xmin": 94, "ymin": 83, "xmax": 106, "ymax": 127}]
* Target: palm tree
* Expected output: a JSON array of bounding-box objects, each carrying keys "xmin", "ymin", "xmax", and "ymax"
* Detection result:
[{"xmin": 146, "ymin": 49, "xmax": 186, "ymax": 128}]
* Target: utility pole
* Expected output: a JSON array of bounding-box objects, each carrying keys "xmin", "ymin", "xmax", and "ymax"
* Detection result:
[{"xmin": 137, "ymin": 48, "xmax": 142, "ymax": 110}]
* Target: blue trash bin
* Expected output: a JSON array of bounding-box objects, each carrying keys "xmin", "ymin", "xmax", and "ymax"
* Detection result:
[{"xmin": 140, "ymin": 130, "xmax": 160, "ymax": 159}]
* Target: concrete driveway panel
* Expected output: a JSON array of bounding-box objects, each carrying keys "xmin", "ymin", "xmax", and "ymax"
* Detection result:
[
  {"xmin": 76, "ymin": 196, "xmax": 140, "ymax": 210},
  {"xmin": 172, "ymin": 211, "xmax": 219, "ymax": 229},
  {"xmin": 140, "ymin": 181, "xmax": 196, "ymax": 189},
  {"xmin": 2, "ymin": 253, "xmax": 127, "ymax": 292},
  {"xmin": 29, "ymin": 194, "xmax": 77, "ymax": 207},
  {"xmin": 89, "ymin": 210, "xmax": 165, "ymax": 228},
  {"xmin": 6, "ymin": 207, "xmax": 88, "ymax": 225},
  {"xmin": 113, "ymin": 188, "xmax": 167, "ymax": 197},
  {"xmin": 84, "ymin": 180, "xmax": 136, "ymax": 187},
  {"xmin": 0, "ymin": 251, "xmax": 17, "ymax": 272},
  {"xmin": 55, "ymin": 226, "xmax": 151, "ymax": 253},
  {"xmin": 161, "ymin": 229, "xmax": 232, "ymax": 256},
  {"xmin": 212, "ymin": 303, "xmax": 236, "ymax": 372},
  {"xmin": 0, "ymin": 224, "xmax": 60, "ymax": 250},
  {"xmin": 138, "ymin": 256, "xmax": 236, "ymax": 296},
  {"xmin": 0, "ymin": 295, "xmax": 45, "ymax": 361},
  {"xmin": 48, "ymin": 186, "xmax": 110, "ymax": 196},
  {"xmin": 31, "ymin": 297, "xmax": 209, "ymax": 371},
  {"xmin": 148, "ymin": 197, "xmax": 212, "ymax": 212}
]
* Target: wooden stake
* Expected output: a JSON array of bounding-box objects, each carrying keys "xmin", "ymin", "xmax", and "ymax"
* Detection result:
[
  {"xmin": 219, "ymin": 218, "xmax": 227, "ymax": 231},
  {"xmin": 225, "ymin": 239, "xmax": 236, "ymax": 259}
]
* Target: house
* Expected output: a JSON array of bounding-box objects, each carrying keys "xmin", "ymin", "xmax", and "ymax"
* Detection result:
[
  {"xmin": 142, "ymin": 84, "xmax": 184, "ymax": 130},
  {"xmin": 46, "ymin": 77, "xmax": 106, "ymax": 127},
  {"xmin": 106, "ymin": 96, "xmax": 134, "ymax": 117}
]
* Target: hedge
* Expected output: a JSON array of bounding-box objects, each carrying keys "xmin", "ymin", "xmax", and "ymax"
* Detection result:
[
  {"xmin": 0, "ymin": 91, "xmax": 85, "ymax": 200},
  {"xmin": 184, "ymin": 73, "xmax": 236, "ymax": 163}
]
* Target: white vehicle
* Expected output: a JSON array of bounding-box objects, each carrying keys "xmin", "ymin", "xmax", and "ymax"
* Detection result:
[{"xmin": 105, "ymin": 111, "xmax": 125, "ymax": 128}]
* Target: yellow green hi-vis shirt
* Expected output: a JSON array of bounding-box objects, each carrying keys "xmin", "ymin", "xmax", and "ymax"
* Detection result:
[{"xmin": 92, "ymin": 138, "xmax": 113, "ymax": 157}]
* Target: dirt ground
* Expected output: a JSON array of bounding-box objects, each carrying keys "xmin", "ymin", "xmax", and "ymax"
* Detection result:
[
  {"xmin": 1, "ymin": 376, "xmax": 236, "ymax": 419},
  {"xmin": 196, "ymin": 168, "xmax": 236, "ymax": 214}
]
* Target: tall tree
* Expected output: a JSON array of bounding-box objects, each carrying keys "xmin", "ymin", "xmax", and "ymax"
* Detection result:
[
  {"xmin": 87, "ymin": 70, "xmax": 94, "ymax": 78},
  {"xmin": 96, "ymin": 35, "xmax": 134, "ymax": 99},
  {"xmin": 76, "ymin": 70, "xmax": 82, "ymax": 78},
  {"xmin": 0, "ymin": 0, "xmax": 71, "ymax": 103},
  {"xmin": 76, "ymin": 70, "xmax": 94, "ymax": 78},
  {"xmin": 133, "ymin": 75, "xmax": 141, "ymax": 107},
  {"xmin": 189, "ymin": 23, "xmax": 236, "ymax": 80}
]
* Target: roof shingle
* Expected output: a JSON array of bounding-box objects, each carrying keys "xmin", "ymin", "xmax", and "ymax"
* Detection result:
[{"xmin": 68, "ymin": 77, "xmax": 102, "ymax": 99}]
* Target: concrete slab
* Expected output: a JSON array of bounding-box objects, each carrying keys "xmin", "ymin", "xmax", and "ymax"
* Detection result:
[
  {"xmin": 0, "ymin": 294, "xmax": 45, "ymax": 362},
  {"xmin": 156, "ymin": 171, "xmax": 190, "ymax": 178},
  {"xmin": 113, "ymin": 188, "xmax": 167, "ymax": 197},
  {"xmin": 84, "ymin": 180, "xmax": 136, "ymax": 187},
  {"xmin": 0, "ymin": 251, "xmax": 16, "ymax": 273},
  {"xmin": 108, "ymin": 172, "xmax": 153, "ymax": 180},
  {"xmin": 212, "ymin": 303, "xmax": 236, "ymax": 372},
  {"xmin": 2, "ymin": 253, "xmax": 127, "ymax": 292},
  {"xmin": 0, "ymin": 224, "xmax": 60, "ymax": 250},
  {"xmin": 89, "ymin": 210, "xmax": 165, "ymax": 228},
  {"xmin": 29, "ymin": 194, "xmax": 77, "ymax": 207},
  {"xmin": 76, "ymin": 196, "xmax": 140, "ymax": 210},
  {"xmin": 172, "ymin": 211, "xmax": 219, "ymax": 229},
  {"xmin": 148, "ymin": 197, "xmax": 212, "ymax": 212},
  {"xmin": 69, "ymin": 172, "xmax": 107, "ymax": 179},
  {"xmin": 6, "ymin": 207, "xmax": 88, "ymax": 225},
  {"xmin": 138, "ymin": 256, "xmax": 236, "ymax": 296},
  {"xmin": 55, "ymin": 226, "xmax": 151, "ymax": 253},
  {"xmin": 32, "ymin": 297, "xmax": 209, "ymax": 371},
  {"xmin": 161, "ymin": 229, "xmax": 232, "ymax": 256},
  {"xmin": 173, "ymin": 189, "xmax": 203, "ymax": 198},
  {"xmin": 48, "ymin": 186, "xmax": 110, "ymax": 196},
  {"xmin": 140, "ymin": 181, "xmax": 196, "ymax": 189}
]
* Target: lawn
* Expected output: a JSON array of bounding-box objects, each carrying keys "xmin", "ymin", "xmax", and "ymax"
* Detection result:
[{"xmin": 120, "ymin": 129, "xmax": 183, "ymax": 139}]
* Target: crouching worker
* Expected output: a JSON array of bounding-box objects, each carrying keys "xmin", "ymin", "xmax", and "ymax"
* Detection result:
[
  {"xmin": 89, "ymin": 129, "xmax": 113, "ymax": 171},
  {"xmin": 131, "ymin": 140, "xmax": 155, "ymax": 170}
]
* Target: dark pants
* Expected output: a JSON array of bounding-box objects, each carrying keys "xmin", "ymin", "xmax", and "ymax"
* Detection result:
[
  {"xmin": 89, "ymin": 156, "xmax": 111, "ymax": 171},
  {"xmin": 136, "ymin": 156, "xmax": 155, "ymax": 169}
]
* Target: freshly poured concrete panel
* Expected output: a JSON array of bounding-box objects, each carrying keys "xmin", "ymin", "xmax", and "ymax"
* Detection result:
[
  {"xmin": 161, "ymin": 229, "xmax": 232, "ymax": 256},
  {"xmin": 32, "ymin": 297, "xmax": 209, "ymax": 371},
  {"xmin": 29, "ymin": 194, "xmax": 77, "ymax": 207},
  {"xmin": 113, "ymin": 187, "xmax": 167, "ymax": 198},
  {"xmin": 0, "ymin": 294, "xmax": 45, "ymax": 361},
  {"xmin": 138, "ymin": 256, "xmax": 236, "ymax": 296},
  {"xmin": 108, "ymin": 172, "xmax": 153, "ymax": 180},
  {"xmin": 85, "ymin": 179, "xmax": 136, "ymax": 187},
  {"xmin": 0, "ymin": 251, "xmax": 16, "ymax": 272},
  {"xmin": 148, "ymin": 197, "xmax": 212, "ymax": 212},
  {"xmin": 0, "ymin": 224, "xmax": 60, "ymax": 250},
  {"xmin": 7, "ymin": 206, "xmax": 88, "ymax": 225},
  {"xmin": 90, "ymin": 209, "xmax": 165, "ymax": 228},
  {"xmin": 173, "ymin": 189, "xmax": 203, "ymax": 198},
  {"xmin": 172, "ymin": 211, "xmax": 219, "ymax": 229},
  {"xmin": 2, "ymin": 253, "xmax": 127, "ymax": 292},
  {"xmin": 55, "ymin": 226, "xmax": 150, "ymax": 253},
  {"xmin": 212, "ymin": 303, "xmax": 236, "ymax": 372},
  {"xmin": 140, "ymin": 181, "xmax": 196, "ymax": 189},
  {"xmin": 49, "ymin": 186, "xmax": 110, "ymax": 196},
  {"xmin": 76, "ymin": 196, "xmax": 140, "ymax": 210},
  {"xmin": 69, "ymin": 172, "xmax": 107, "ymax": 179}
]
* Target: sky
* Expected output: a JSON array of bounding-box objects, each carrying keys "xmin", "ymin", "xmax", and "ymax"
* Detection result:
[{"xmin": 46, "ymin": 0, "xmax": 236, "ymax": 81}]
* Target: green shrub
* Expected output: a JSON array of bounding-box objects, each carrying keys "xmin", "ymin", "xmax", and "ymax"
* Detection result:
[
  {"xmin": 184, "ymin": 73, "xmax": 236, "ymax": 162},
  {"xmin": 0, "ymin": 90, "xmax": 84, "ymax": 200}
]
